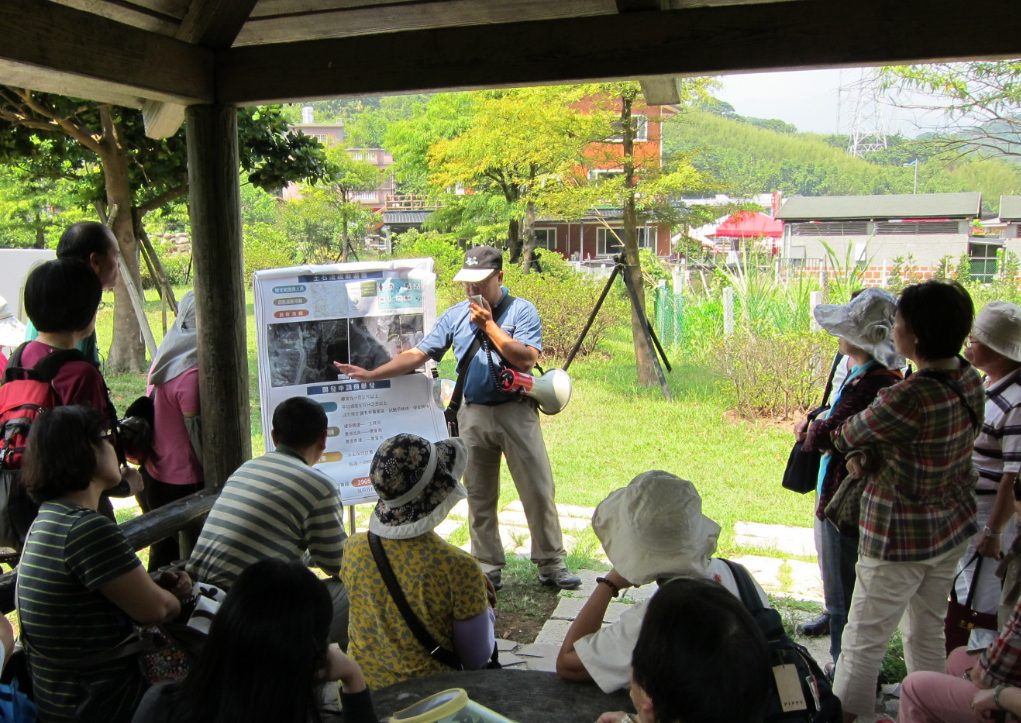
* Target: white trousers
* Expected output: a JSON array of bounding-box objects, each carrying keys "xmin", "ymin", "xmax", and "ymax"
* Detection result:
[{"xmin": 833, "ymin": 541, "xmax": 968, "ymax": 716}]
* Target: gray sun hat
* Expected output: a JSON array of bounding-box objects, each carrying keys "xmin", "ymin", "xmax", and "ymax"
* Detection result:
[
  {"xmin": 368, "ymin": 433, "xmax": 468, "ymax": 540},
  {"xmin": 972, "ymin": 301, "xmax": 1021, "ymax": 363},
  {"xmin": 813, "ymin": 288, "xmax": 904, "ymax": 369},
  {"xmin": 592, "ymin": 471, "xmax": 720, "ymax": 586}
]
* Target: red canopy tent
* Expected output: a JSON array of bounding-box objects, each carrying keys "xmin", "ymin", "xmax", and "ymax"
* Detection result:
[{"xmin": 711, "ymin": 211, "xmax": 783, "ymax": 238}]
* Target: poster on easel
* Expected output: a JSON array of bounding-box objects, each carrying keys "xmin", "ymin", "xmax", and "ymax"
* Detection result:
[{"xmin": 253, "ymin": 259, "xmax": 446, "ymax": 506}]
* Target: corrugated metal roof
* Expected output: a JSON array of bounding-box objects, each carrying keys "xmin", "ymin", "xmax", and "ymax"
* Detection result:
[
  {"xmin": 777, "ymin": 192, "xmax": 982, "ymax": 221},
  {"xmin": 382, "ymin": 210, "xmax": 432, "ymax": 225},
  {"xmin": 1000, "ymin": 196, "xmax": 1021, "ymax": 221}
]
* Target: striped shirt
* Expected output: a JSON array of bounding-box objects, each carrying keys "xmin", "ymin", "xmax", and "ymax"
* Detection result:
[
  {"xmin": 16, "ymin": 502, "xmax": 145, "ymax": 722},
  {"xmin": 973, "ymin": 368, "xmax": 1021, "ymax": 491},
  {"xmin": 187, "ymin": 447, "xmax": 347, "ymax": 590},
  {"xmin": 834, "ymin": 363, "xmax": 984, "ymax": 561}
]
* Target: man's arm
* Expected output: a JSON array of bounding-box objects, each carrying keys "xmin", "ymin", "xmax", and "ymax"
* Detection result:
[
  {"xmin": 470, "ymin": 299, "xmax": 538, "ymax": 372},
  {"xmin": 978, "ymin": 472, "xmax": 1018, "ymax": 559},
  {"xmin": 556, "ymin": 569, "xmax": 633, "ymax": 682},
  {"xmin": 334, "ymin": 347, "xmax": 429, "ymax": 382}
]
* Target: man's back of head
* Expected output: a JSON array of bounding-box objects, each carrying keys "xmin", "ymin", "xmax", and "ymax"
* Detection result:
[{"xmin": 272, "ymin": 397, "xmax": 328, "ymax": 450}]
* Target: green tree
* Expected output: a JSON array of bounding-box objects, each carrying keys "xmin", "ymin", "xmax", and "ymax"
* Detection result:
[
  {"xmin": 0, "ymin": 160, "xmax": 88, "ymax": 248},
  {"xmin": 322, "ymin": 145, "xmax": 381, "ymax": 261},
  {"xmin": 0, "ymin": 89, "xmax": 329, "ymax": 371}
]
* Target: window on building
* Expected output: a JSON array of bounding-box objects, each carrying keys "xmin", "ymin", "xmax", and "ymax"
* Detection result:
[
  {"xmin": 790, "ymin": 221, "xmax": 868, "ymax": 236},
  {"xmin": 588, "ymin": 169, "xmax": 624, "ymax": 182},
  {"xmin": 311, "ymin": 133, "xmax": 327, "ymax": 144},
  {"xmin": 597, "ymin": 227, "xmax": 657, "ymax": 256},
  {"xmin": 533, "ymin": 228, "xmax": 556, "ymax": 250},
  {"xmin": 875, "ymin": 220, "xmax": 960, "ymax": 235},
  {"xmin": 969, "ymin": 241, "xmax": 1001, "ymax": 282},
  {"xmin": 607, "ymin": 115, "xmax": 649, "ymax": 142}
]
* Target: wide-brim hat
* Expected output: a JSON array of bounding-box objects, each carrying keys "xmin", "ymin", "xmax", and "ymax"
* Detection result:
[
  {"xmin": 592, "ymin": 470, "xmax": 720, "ymax": 586},
  {"xmin": 452, "ymin": 245, "xmax": 502, "ymax": 283},
  {"xmin": 972, "ymin": 301, "xmax": 1021, "ymax": 363},
  {"xmin": 813, "ymin": 288, "xmax": 904, "ymax": 369},
  {"xmin": 0, "ymin": 295, "xmax": 25, "ymax": 348},
  {"xmin": 368, "ymin": 434, "xmax": 467, "ymax": 540}
]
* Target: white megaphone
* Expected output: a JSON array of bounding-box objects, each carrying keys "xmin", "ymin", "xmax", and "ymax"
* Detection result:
[{"xmin": 497, "ymin": 367, "xmax": 572, "ymax": 414}]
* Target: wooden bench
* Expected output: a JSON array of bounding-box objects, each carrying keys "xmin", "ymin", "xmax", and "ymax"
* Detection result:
[{"xmin": 0, "ymin": 488, "xmax": 220, "ymax": 613}]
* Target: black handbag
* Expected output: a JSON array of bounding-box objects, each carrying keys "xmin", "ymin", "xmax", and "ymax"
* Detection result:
[
  {"xmin": 944, "ymin": 553, "xmax": 999, "ymax": 655},
  {"xmin": 781, "ymin": 353, "xmax": 844, "ymax": 494}
]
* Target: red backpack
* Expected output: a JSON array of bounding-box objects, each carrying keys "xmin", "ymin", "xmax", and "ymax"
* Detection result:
[{"xmin": 0, "ymin": 343, "xmax": 86, "ymax": 548}]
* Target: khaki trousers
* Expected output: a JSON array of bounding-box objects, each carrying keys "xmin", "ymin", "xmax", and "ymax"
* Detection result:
[{"xmin": 458, "ymin": 399, "xmax": 566, "ymax": 574}]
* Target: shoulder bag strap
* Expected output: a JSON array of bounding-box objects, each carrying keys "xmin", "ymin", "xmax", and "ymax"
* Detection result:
[
  {"xmin": 447, "ymin": 294, "xmax": 515, "ymax": 412},
  {"xmin": 818, "ymin": 352, "xmax": 845, "ymax": 409},
  {"xmin": 949, "ymin": 552, "xmax": 984, "ymax": 607},
  {"xmin": 367, "ymin": 532, "xmax": 462, "ymax": 670},
  {"xmin": 920, "ymin": 369, "xmax": 980, "ymax": 431},
  {"xmin": 721, "ymin": 559, "xmax": 765, "ymax": 613}
]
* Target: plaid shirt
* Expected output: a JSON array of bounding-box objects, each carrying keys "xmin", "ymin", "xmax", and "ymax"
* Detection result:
[
  {"xmin": 978, "ymin": 594, "xmax": 1021, "ymax": 687},
  {"xmin": 833, "ymin": 362, "xmax": 984, "ymax": 561}
]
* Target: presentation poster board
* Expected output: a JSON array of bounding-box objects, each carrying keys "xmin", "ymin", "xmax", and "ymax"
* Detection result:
[{"xmin": 253, "ymin": 259, "xmax": 446, "ymax": 505}]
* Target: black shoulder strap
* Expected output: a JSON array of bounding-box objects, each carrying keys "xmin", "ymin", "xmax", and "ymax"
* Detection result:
[
  {"xmin": 367, "ymin": 532, "xmax": 462, "ymax": 670},
  {"xmin": 919, "ymin": 366, "xmax": 980, "ymax": 431},
  {"xmin": 3, "ymin": 343, "xmax": 87, "ymax": 384},
  {"xmin": 722, "ymin": 559, "xmax": 765, "ymax": 613},
  {"xmin": 448, "ymin": 294, "xmax": 515, "ymax": 410},
  {"xmin": 818, "ymin": 352, "xmax": 845, "ymax": 408}
]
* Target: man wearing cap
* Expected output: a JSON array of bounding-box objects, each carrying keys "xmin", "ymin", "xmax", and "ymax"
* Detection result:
[
  {"xmin": 957, "ymin": 301, "xmax": 1021, "ymax": 649},
  {"xmin": 335, "ymin": 245, "xmax": 580, "ymax": 590},
  {"xmin": 556, "ymin": 470, "xmax": 769, "ymax": 693}
]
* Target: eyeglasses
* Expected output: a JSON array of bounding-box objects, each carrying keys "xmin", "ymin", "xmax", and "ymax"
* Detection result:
[{"xmin": 98, "ymin": 429, "xmax": 116, "ymax": 444}]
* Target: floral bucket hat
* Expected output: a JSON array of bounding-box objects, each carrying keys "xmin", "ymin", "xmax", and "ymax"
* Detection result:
[{"xmin": 368, "ymin": 433, "xmax": 467, "ymax": 540}]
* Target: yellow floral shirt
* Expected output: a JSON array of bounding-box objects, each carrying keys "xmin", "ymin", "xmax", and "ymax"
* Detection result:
[{"xmin": 342, "ymin": 531, "xmax": 489, "ymax": 688}]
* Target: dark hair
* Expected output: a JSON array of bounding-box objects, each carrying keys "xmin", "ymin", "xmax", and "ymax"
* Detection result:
[
  {"xmin": 24, "ymin": 258, "xmax": 102, "ymax": 333},
  {"xmin": 22, "ymin": 405, "xmax": 105, "ymax": 503},
  {"xmin": 897, "ymin": 280, "xmax": 974, "ymax": 360},
  {"xmin": 177, "ymin": 558, "xmax": 333, "ymax": 723},
  {"xmin": 631, "ymin": 577, "xmax": 771, "ymax": 723},
  {"xmin": 272, "ymin": 397, "xmax": 328, "ymax": 449},
  {"xmin": 57, "ymin": 222, "xmax": 117, "ymax": 263}
]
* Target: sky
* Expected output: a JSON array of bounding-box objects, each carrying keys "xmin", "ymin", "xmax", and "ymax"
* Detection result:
[{"xmin": 713, "ymin": 68, "xmax": 949, "ymax": 138}]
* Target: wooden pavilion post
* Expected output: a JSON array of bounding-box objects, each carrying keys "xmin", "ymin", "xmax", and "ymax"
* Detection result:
[{"xmin": 186, "ymin": 104, "xmax": 251, "ymax": 488}]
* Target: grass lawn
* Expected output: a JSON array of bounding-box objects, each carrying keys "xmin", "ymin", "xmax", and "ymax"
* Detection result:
[{"xmin": 97, "ymin": 286, "xmax": 812, "ymax": 559}]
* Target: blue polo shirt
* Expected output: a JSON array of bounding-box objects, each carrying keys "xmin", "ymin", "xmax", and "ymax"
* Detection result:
[{"xmin": 418, "ymin": 288, "xmax": 543, "ymax": 405}]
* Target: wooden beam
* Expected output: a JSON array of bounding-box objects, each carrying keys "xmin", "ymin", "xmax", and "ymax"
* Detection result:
[
  {"xmin": 0, "ymin": 489, "xmax": 219, "ymax": 611},
  {"xmin": 639, "ymin": 77, "xmax": 681, "ymax": 105},
  {"xmin": 186, "ymin": 104, "xmax": 252, "ymax": 489},
  {"xmin": 219, "ymin": 0, "xmax": 1021, "ymax": 105},
  {"xmin": 144, "ymin": 0, "xmax": 258, "ymax": 139},
  {"xmin": 0, "ymin": 0, "xmax": 212, "ymax": 106}
]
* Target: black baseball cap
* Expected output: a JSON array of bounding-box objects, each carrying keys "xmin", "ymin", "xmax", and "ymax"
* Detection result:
[{"xmin": 453, "ymin": 246, "xmax": 503, "ymax": 283}]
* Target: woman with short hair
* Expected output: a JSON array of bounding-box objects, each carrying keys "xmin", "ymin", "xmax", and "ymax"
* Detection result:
[
  {"xmin": 16, "ymin": 405, "xmax": 190, "ymax": 722},
  {"xmin": 830, "ymin": 280, "xmax": 984, "ymax": 721}
]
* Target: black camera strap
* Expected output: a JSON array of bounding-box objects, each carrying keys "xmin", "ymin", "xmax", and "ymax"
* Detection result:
[{"xmin": 446, "ymin": 294, "xmax": 514, "ymax": 415}]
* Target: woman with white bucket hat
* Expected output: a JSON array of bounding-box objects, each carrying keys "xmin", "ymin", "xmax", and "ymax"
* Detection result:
[{"xmin": 555, "ymin": 470, "xmax": 768, "ymax": 694}]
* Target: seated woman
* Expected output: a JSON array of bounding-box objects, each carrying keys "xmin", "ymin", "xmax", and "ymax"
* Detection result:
[
  {"xmin": 899, "ymin": 587, "xmax": 1021, "ymax": 722},
  {"xmin": 132, "ymin": 558, "xmax": 378, "ymax": 723},
  {"xmin": 596, "ymin": 577, "xmax": 772, "ymax": 723},
  {"xmin": 16, "ymin": 405, "xmax": 190, "ymax": 723},
  {"xmin": 342, "ymin": 433, "xmax": 494, "ymax": 688},
  {"xmin": 556, "ymin": 470, "xmax": 769, "ymax": 693}
]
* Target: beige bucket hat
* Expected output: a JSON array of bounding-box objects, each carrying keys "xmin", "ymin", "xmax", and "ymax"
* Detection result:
[
  {"xmin": 972, "ymin": 301, "xmax": 1021, "ymax": 363},
  {"xmin": 592, "ymin": 471, "xmax": 720, "ymax": 586}
]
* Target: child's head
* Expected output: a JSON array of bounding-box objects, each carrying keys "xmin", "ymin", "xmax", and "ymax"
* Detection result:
[{"xmin": 24, "ymin": 258, "xmax": 102, "ymax": 335}]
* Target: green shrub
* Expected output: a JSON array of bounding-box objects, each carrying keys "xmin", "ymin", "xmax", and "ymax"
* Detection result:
[
  {"xmin": 717, "ymin": 330, "xmax": 832, "ymax": 419},
  {"xmin": 243, "ymin": 222, "xmax": 298, "ymax": 279},
  {"xmin": 387, "ymin": 229, "xmax": 464, "ymax": 309},
  {"xmin": 142, "ymin": 236, "xmax": 192, "ymax": 288}
]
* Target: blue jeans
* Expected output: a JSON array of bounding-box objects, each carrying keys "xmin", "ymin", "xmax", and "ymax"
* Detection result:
[{"xmin": 820, "ymin": 519, "xmax": 858, "ymax": 663}]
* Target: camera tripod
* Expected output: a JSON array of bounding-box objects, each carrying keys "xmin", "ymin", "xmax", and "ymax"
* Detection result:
[{"xmin": 563, "ymin": 254, "xmax": 672, "ymax": 399}]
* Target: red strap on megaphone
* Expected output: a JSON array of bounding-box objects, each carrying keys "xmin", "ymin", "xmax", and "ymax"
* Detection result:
[{"xmin": 497, "ymin": 368, "xmax": 534, "ymax": 394}]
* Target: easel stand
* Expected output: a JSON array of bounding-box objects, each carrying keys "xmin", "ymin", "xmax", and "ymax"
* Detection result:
[{"xmin": 564, "ymin": 254, "xmax": 672, "ymax": 399}]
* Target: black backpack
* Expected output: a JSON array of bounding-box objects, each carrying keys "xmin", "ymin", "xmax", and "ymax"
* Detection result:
[{"xmin": 723, "ymin": 559, "xmax": 842, "ymax": 723}]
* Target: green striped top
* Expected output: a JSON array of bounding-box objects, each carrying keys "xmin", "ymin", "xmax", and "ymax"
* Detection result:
[
  {"xmin": 17, "ymin": 501, "xmax": 145, "ymax": 722},
  {"xmin": 187, "ymin": 447, "xmax": 347, "ymax": 590}
]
